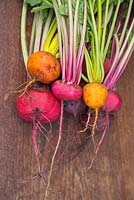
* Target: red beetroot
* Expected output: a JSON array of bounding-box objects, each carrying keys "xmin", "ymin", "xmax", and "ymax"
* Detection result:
[
  {"xmin": 17, "ymin": 89, "xmax": 61, "ymax": 123},
  {"xmin": 17, "ymin": 89, "xmax": 61, "ymax": 175},
  {"xmin": 104, "ymin": 90, "xmax": 122, "ymax": 112},
  {"xmin": 52, "ymin": 80, "xmax": 83, "ymax": 101}
]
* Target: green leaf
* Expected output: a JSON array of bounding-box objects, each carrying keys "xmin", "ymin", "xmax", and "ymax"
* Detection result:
[
  {"xmin": 58, "ymin": 0, "xmax": 85, "ymax": 23},
  {"xmin": 31, "ymin": 1, "xmax": 53, "ymax": 13},
  {"xmin": 85, "ymin": 23, "xmax": 91, "ymax": 43},
  {"xmin": 58, "ymin": 3, "xmax": 68, "ymax": 16},
  {"xmin": 25, "ymin": 0, "xmax": 42, "ymax": 6}
]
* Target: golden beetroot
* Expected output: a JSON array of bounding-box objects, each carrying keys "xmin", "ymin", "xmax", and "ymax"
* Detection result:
[
  {"xmin": 81, "ymin": 83, "xmax": 108, "ymax": 141},
  {"xmin": 83, "ymin": 83, "xmax": 108, "ymax": 109},
  {"xmin": 27, "ymin": 51, "xmax": 61, "ymax": 84}
]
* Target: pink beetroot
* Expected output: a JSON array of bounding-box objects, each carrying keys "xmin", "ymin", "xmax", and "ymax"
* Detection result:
[
  {"xmin": 104, "ymin": 90, "xmax": 122, "ymax": 112},
  {"xmin": 52, "ymin": 80, "xmax": 82, "ymax": 101}
]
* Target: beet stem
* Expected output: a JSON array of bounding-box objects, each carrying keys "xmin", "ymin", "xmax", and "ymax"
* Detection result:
[
  {"xmin": 34, "ymin": 11, "xmax": 43, "ymax": 52},
  {"xmin": 67, "ymin": 0, "xmax": 73, "ymax": 82},
  {"xmin": 119, "ymin": 0, "xmax": 133, "ymax": 47},
  {"xmin": 21, "ymin": 1, "xmax": 28, "ymax": 68},
  {"xmin": 71, "ymin": 0, "xmax": 79, "ymax": 82},
  {"xmin": 40, "ymin": 9, "xmax": 54, "ymax": 50},
  {"xmin": 75, "ymin": 0, "xmax": 87, "ymax": 84},
  {"xmin": 100, "ymin": 0, "xmax": 109, "ymax": 58},
  {"xmin": 103, "ymin": 0, "xmax": 121, "ymax": 60},
  {"xmin": 29, "ymin": 14, "xmax": 36, "ymax": 56}
]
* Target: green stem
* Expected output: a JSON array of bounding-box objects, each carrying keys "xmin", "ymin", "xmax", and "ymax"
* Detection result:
[
  {"xmin": 29, "ymin": 14, "xmax": 36, "ymax": 55},
  {"xmin": 34, "ymin": 11, "xmax": 43, "ymax": 52},
  {"xmin": 21, "ymin": 1, "xmax": 28, "ymax": 68},
  {"xmin": 119, "ymin": 18, "xmax": 134, "ymax": 59},
  {"xmin": 91, "ymin": 35, "xmax": 97, "ymax": 79},
  {"xmin": 88, "ymin": 0, "xmax": 100, "ymax": 82},
  {"xmin": 40, "ymin": 9, "xmax": 54, "ymax": 50},
  {"xmin": 93, "ymin": 0, "xmax": 96, "ymax": 9},
  {"xmin": 97, "ymin": 0, "xmax": 105, "ymax": 82},
  {"xmin": 100, "ymin": 0, "xmax": 109, "ymax": 58},
  {"xmin": 81, "ymin": 74, "xmax": 89, "ymax": 83},
  {"xmin": 104, "ymin": 34, "xmax": 121, "ymax": 85},
  {"xmin": 103, "ymin": 0, "xmax": 121, "ymax": 60},
  {"xmin": 97, "ymin": 0, "xmax": 102, "ymax": 48},
  {"xmin": 85, "ymin": 47, "xmax": 93, "ymax": 82},
  {"xmin": 119, "ymin": 0, "xmax": 133, "ymax": 46}
]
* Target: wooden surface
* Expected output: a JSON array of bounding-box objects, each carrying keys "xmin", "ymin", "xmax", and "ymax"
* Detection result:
[{"xmin": 0, "ymin": 1, "xmax": 134, "ymax": 200}]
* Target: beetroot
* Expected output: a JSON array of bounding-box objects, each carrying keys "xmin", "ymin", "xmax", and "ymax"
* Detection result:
[
  {"xmin": 104, "ymin": 90, "xmax": 122, "ymax": 112},
  {"xmin": 16, "ymin": 89, "xmax": 61, "ymax": 175},
  {"xmin": 17, "ymin": 89, "xmax": 61, "ymax": 123},
  {"xmin": 52, "ymin": 80, "xmax": 83, "ymax": 101},
  {"xmin": 64, "ymin": 99, "xmax": 86, "ymax": 120}
]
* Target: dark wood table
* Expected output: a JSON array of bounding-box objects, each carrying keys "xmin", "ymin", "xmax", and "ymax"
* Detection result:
[{"xmin": 0, "ymin": 1, "xmax": 134, "ymax": 200}]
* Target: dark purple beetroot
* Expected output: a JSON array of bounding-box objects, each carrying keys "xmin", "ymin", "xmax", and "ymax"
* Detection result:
[{"xmin": 64, "ymin": 99, "xmax": 87, "ymax": 120}]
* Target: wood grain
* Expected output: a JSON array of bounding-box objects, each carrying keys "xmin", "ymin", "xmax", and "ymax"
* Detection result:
[{"xmin": 0, "ymin": 1, "xmax": 134, "ymax": 200}]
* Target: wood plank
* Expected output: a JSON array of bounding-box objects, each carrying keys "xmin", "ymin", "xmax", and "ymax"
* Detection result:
[{"xmin": 0, "ymin": 1, "xmax": 134, "ymax": 200}]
